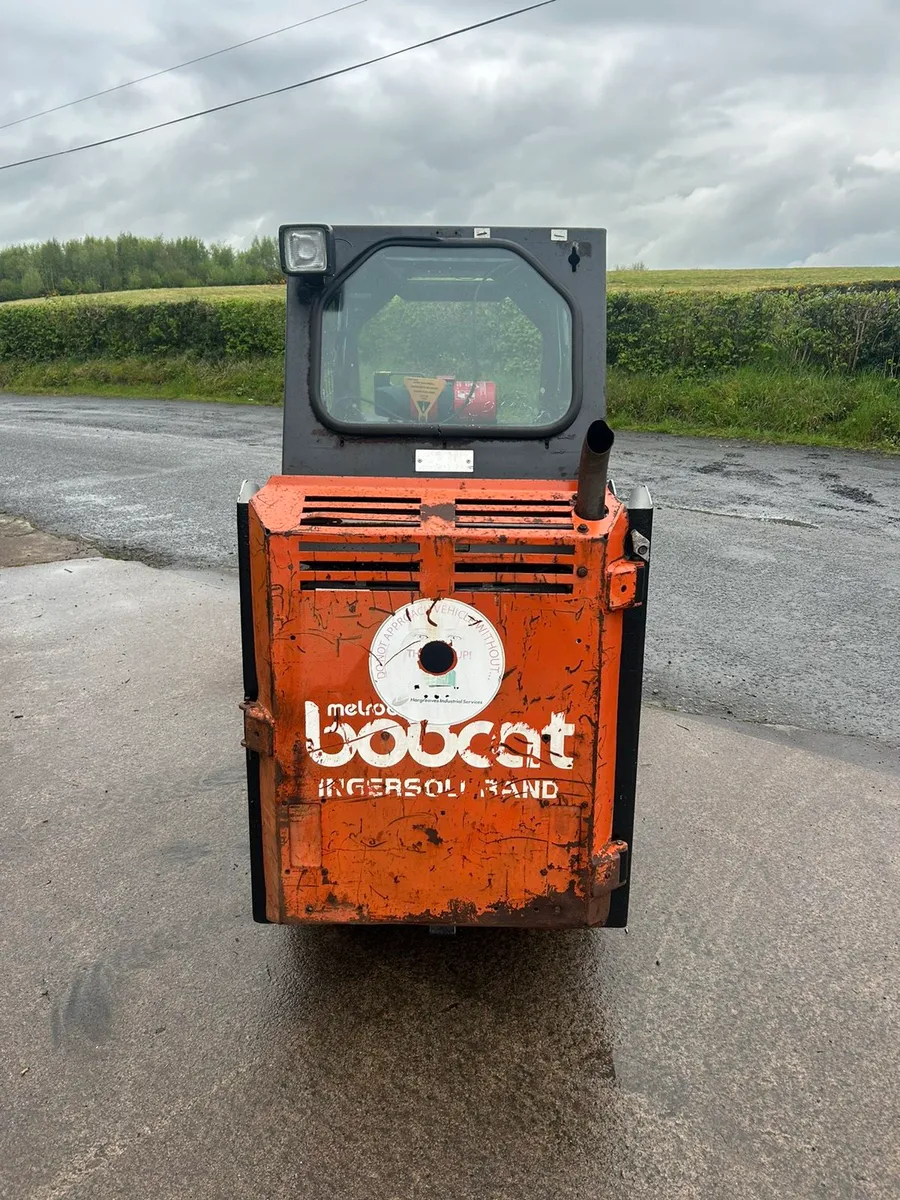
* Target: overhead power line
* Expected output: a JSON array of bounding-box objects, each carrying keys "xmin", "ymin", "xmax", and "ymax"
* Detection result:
[
  {"xmin": 0, "ymin": 0, "xmax": 370, "ymax": 133},
  {"xmin": 0, "ymin": 0, "xmax": 560, "ymax": 173}
]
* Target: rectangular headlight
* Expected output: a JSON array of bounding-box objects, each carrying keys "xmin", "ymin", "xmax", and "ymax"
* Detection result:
[{"xmin": 279, "ymin": 224, "xmax": 332, "ymax": 275}]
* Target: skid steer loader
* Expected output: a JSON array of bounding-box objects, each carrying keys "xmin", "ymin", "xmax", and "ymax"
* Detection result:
[{"xmin": 238, "ymin": 224, "xmax": 652, "ymax": 928}]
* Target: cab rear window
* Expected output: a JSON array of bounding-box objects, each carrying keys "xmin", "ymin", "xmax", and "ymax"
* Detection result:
[{"xmin": 316, "ymin": 244, "xmax": 575, "ymax": 435}]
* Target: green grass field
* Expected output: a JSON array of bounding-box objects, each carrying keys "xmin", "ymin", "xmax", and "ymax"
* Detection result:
[
  {"xmin": 5, "ymin": 284, "xmax": 286, "ymax": 306},
  {"xmin": 607, "ymin": 265, "xmax": 900, "ymax": 292},
  {"xmin": 5, "ymin": 264, "xmax": 900, "ymax": 307}
]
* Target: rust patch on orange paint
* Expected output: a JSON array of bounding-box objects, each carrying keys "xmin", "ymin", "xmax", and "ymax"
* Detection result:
[{"xmin": 241, "ymin": 701, "xmax": 274, "ymax": 756}]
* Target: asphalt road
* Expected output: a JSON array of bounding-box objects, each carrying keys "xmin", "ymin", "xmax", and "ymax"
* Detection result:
[
  {"xmin": 0, "ymin": 393, "xmax": 897, "ymax": 750},
  {"xmin": 2, "ymin": 558, "xmax": 898, "ymax": 1200}
]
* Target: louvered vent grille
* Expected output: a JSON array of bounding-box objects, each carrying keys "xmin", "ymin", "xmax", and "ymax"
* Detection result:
[
  {"xmin": 298, "ymin": 541, "xmax": 421, "ymax": 592},
  {"xmin": 299, "ymin": 495, "xmax": 422, "ymax": 528},
  {"xmin": 454, "ymin": 541, "xmax": 575, "ymax": 595},
  {"xmin": 295, "ymin": 490, "xmax": 576, "ymax": 592},
  {"xmin": 455, "ymin": 496, "xmax": 573, "ymax": 529}
]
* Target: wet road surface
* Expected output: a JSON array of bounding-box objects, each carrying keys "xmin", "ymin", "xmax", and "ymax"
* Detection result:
[
  {"xmin": 0, "ymin": 393, "xmax": 897, "ymax": 748},
  {"xmin": 2, "ymin": 559, "xmax": 897, "ymax": 1200}
]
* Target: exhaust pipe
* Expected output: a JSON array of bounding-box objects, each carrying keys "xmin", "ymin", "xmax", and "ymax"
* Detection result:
[{"xmin": 575, "ymin": 420, "xmax": 615, "ymax": 521}]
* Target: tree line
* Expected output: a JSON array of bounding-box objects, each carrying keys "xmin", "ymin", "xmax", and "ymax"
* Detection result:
[{"xmin": 0, "ymin": 233, "xmax": 282, "ymax": 301}]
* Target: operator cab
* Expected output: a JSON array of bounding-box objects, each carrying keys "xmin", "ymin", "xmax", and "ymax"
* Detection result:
[{"xmin": 279, "ymin": 225, "xmax": 601, "ymax": 480}]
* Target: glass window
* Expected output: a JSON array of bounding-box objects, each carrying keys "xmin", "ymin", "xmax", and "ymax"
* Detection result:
[{"xmin": 317, "ymin": 245, "xmax": 575, "ymax": 433}]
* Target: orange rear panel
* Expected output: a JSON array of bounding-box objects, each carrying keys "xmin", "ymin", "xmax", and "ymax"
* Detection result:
[{"xmin": 244, "ymin": 477, "xmax": 637, "ymax": 926}]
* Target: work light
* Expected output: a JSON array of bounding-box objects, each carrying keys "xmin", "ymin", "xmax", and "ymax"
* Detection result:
[{"xmin": 279, "ymin": 224, "xmax": 333, "ymax": 275}]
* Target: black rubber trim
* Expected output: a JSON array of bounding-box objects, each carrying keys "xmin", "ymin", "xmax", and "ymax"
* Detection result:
[
  {"xmin": 237, "ymin": 501, "xmax": 258, "ymax": 703},
  {"xmin": 308, "ymin": 237, "xmax": 583, "ymax": 441},
  {"xmin": 606, "ymin": 505, "xmax": 653, "ymax": 928},
  {"xmin": 245, "ymin": 749, "xmax": 269, "ymax": 924},
  {"xmin": 237, "ymin": 499, "xmax": 269, "ymax": 924}
]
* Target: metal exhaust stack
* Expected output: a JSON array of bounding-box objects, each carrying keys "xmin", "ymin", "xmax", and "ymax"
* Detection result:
[{"xmin": 575, "ymin": 420, "xmax": 615, "ymax": 521}]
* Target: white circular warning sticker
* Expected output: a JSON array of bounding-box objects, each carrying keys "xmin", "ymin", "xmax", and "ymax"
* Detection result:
[{"xmin": 369, "ymin": 598, "xmax": 505, "ymax": 726}]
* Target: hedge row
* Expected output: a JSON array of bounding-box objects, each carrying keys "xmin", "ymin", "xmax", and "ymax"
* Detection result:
[
  {"xmin": 2, "ymin": 288, "xmax": 900, "ymax": 376},
  {"xmin": 0, "ymin": 298, "xmax": 285, "ymax": 361},
  {"xmin": 608, "ymin": 289, "xmax": 900, "ymax": 375}
]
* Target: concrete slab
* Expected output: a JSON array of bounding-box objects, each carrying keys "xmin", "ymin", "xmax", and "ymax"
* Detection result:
[{"xmin": 1, "ymin": 560, "xmax": 898, "ymax": 1200}]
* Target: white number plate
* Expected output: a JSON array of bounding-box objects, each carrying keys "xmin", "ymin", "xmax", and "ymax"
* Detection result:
[{"xmin": 415, "ymin": 449, "xmax": 474, "ymax": 473}]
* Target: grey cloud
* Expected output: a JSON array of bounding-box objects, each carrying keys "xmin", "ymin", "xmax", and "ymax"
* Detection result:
[{"xmin": 1, "ymin": 0, "xmax": 899, "ymax": 266}]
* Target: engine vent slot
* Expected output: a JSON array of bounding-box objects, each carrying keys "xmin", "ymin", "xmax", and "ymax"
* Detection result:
[
  {"xmin": 298, "ymin": 543, "xmax": 421, "ymax": 592},
  {"xmin": 456, "ymin": 542, "xmax": 575, "ymax": 556},
  {"xmin": 455, "ymin": 496, "xmax": 573, "ymax": 529},
  {"xmin": 454, "ymin": 541, "xmax": 575, "ymax": 595},
  {"xmin": 300, "ymin": 495, "xmax": 421, "ymax": 528}
]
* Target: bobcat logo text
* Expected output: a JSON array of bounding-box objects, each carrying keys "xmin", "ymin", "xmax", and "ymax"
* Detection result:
[{"xmin": 304, "ymin": 702, "xmax": 575, "ymax": 771}]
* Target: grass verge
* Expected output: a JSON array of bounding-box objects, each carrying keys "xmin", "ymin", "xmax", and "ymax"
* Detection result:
[
  {"xmin": 0, "ymin": 355, "xmax": 283, "ymax": 405},
  {"xmin": 1, "ymin": 357, "xmax": 897, "ymax": 452},
  {"xmin": 607, "ymin": 367, "xmax": 900, "ymax": 451}
]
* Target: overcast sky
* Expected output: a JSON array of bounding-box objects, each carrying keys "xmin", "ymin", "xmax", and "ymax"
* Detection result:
[{"xmin": 1, "ymin": 0, "xmax": 899, "ymax": 267}]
